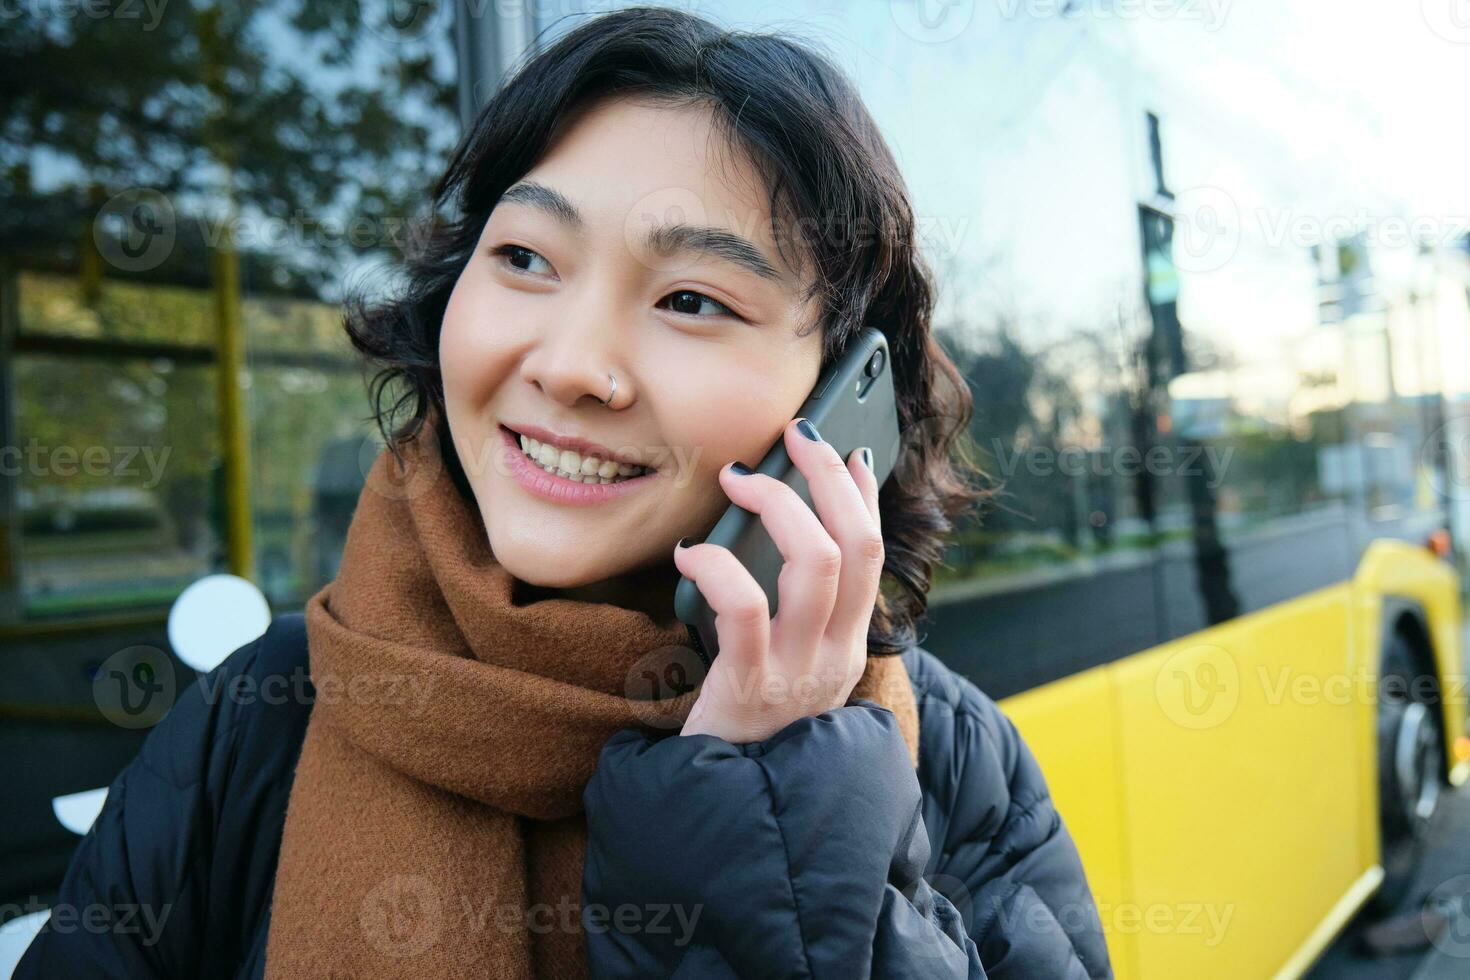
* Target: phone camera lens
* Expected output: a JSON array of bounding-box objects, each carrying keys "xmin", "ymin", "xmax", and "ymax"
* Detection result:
[{"xmin": 864, "ymin": 349, "xmax": 885, "ymax": 378}]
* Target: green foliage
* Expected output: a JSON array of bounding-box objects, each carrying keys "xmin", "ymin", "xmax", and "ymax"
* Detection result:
[{"xmin": 1, "ymin": 0, "xmax": 460, "ymax": 297}]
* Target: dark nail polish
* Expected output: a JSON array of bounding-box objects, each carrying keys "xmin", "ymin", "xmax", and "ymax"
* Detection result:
[
  {"xmin": 860, "ymin": 447, "xmax": 873, "ymax": 471},
  {"xmin": 729, "ymin": 461, "xmax": 752, "ymax": 475},
  {"xmin": 677, "ymin": 536, "xmax": 692, "ymax": 549},
  {"xmin": 796, "ymin": 418, "xmax": 821, "ymax": 442}
]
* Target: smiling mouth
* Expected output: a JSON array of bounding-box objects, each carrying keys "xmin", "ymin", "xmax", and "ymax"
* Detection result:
[{"xmin": 501, "ymin": 425, "xmax": 654, "ymax": 484}]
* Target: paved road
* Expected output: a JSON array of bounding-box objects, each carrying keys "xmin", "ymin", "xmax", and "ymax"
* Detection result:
[{"xmin": 1304, "ymin": 778, "xmax": 1470, "ymax": 978}]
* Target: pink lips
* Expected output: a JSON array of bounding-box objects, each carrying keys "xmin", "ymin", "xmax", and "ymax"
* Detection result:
[{"xmin": 500, "ymin": 426, "xmax": 656, "ymax": 505}]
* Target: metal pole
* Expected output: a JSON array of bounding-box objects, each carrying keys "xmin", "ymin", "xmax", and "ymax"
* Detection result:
[
  {"xmin": 213, "ymin": 217, "xmax": 254, "ymax": 581},
  {"xmin": 454, "ymin": 0, "xmax": 538, "ymax": 133}
]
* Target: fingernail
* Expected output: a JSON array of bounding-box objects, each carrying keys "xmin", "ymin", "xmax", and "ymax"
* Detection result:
[
  {"xmin": 676, "ymin": 536, "xmax": 693, "ymax": 549},
  {"xmin": 860, "ymin": 447, "xmax": 873, "ymax": 471},
  {"xmin": 728, "ymin": 461, "xmax": 753, "ymax": 475},
  {"xmin": 795, "ymin": 418, "xmax": 821, "ymax": 442}
]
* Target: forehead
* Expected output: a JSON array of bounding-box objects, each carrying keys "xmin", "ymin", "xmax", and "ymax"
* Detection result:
[{"xmin": 513, "ymin": 95, "xmax": 807, "ymax": 281}]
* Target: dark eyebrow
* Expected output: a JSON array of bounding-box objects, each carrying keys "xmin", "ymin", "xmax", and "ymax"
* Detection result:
[
  {"xmin": 498, "ymin": 180, "xmax": 784, "ymax": 283},
  {"xmin": 499, "ymin": 181, "xmax": 583, "ymax": 228}
]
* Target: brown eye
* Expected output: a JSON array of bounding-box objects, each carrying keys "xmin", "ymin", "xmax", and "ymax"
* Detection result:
[
  {"xmin": 491, "ymin": 244, "xmax": 553, "ymax": 277},
  {"xmin": 660, "ymin": 289, "xmax": 736, "ymax": 319}
]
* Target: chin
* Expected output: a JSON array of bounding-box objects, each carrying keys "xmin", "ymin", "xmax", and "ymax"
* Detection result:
[{"xmin": 485, "ymin": 532, "xmax": 603, "ymax": 588}]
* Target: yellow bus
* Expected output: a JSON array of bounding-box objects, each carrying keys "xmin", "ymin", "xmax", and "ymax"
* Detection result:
[
  {"xmin": 929, "ymin": 528, "xmax": 1465, "ymax": 976},
  {"xmin": 881, "ymin": 8, "xmax": 1470, "ymax": 976}
]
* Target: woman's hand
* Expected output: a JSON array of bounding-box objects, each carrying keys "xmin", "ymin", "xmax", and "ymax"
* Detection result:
[{"xmin": 672, "ymin": 416, "xmax": 884, "ymax": 744}]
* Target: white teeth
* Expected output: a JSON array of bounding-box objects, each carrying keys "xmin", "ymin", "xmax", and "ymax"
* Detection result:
[{"xmin": 516, "ymin": 432, "xmax": 648, "ymax": 483}]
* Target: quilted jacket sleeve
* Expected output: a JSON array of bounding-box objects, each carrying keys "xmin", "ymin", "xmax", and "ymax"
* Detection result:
[
  {"xmin": 580, "ymin": 698, "xmax": 987, "ymax": 978},
  {"xmin": 909, "ymin": 648, "xmax": 1113, "ymax": 980},
  {"xmin": 11, "ymin": 702, "xmax": 213, "ymax": 979},
  {"xmin": 581, "ymin": 647, "xmax": 1115, "ymax": 979},
  {"xmin": 13, "ymin": 615, "xmax": 312, "ymax": 980}
]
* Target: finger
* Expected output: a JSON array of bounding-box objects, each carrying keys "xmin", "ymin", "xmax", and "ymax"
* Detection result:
[
  {"xmin": 782, "ymin": 421, "xmax": 885, "ymax": 646},
  {"xmin": 849, "ymin": 446, "xmax": 881, "ymax": 524},
  {"xmin": 672, "ymin": 540, "xmax": 770, "ymax": 676},
  {"xmin": 717, "ymin": 460, "xmax": 840, "ymax": 663}
]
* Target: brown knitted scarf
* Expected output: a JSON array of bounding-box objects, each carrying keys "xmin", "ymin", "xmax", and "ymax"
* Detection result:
[{"xmin": 263, "ymin": 423, "xmax": 920, "ymax": 978}]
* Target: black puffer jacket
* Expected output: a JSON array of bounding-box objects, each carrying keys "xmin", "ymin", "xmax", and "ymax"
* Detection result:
[{"xmin": 15, "ymin": 612, "xmax": 1113, "ymax": 979}]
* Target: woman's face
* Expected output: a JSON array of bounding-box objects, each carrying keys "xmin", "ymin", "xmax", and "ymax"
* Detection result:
[{"xmin": 440, "ymin": 95, "xmax": 824, "ymax": 596}]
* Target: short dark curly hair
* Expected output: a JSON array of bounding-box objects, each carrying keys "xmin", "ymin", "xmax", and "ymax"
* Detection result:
[{"xmin": 344, "ymin": 5, "xmax": 986, "ymax": 655}]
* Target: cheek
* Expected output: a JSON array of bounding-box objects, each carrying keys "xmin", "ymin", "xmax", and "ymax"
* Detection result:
[
  {"xmin": 439, "ymin": 276, "xmax": 478, "ymax": 401},
  {"xmin": 654, "ymin": 354, "xmax": 808, "ymax": 485},
  {"xmin": 439, "ymin": 272, "xmax": 526, "ymax": 408}
]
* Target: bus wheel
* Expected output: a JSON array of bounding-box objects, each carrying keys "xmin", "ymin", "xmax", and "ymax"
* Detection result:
[{"xmin": 1369, "ymin": 630, "xmax": 1444, "ymax": 916}]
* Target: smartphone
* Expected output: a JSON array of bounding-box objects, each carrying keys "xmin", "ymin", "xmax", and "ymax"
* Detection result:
[{"xmin": 674, "ymin": 326, "xmax": 902, "ymax": 668}]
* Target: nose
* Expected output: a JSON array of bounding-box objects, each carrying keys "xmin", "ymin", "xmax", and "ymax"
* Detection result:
[{"xmin": 517, "ymin": 298, "xmax": 628, "ymax": 409}]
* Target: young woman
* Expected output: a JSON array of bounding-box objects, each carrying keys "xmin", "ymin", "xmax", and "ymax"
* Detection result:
[{"xmin": 18, "ymin": 7, "xmax": 1113, "ymax": 978}]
